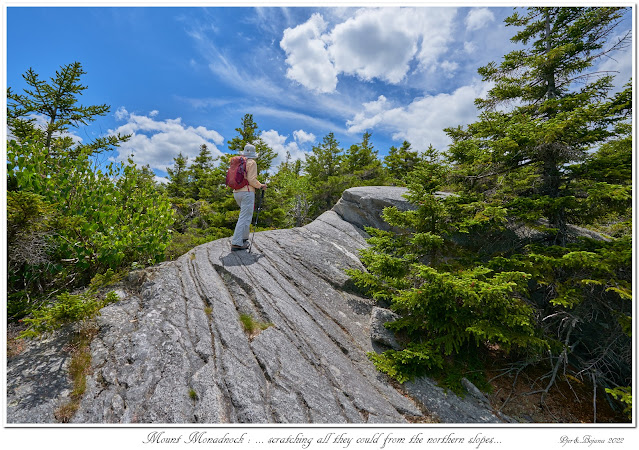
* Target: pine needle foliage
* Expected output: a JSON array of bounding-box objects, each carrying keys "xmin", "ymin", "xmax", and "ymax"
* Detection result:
[
  {"xmin": 350, "ymin": 7, "xmax": 632, "ymax": 406},
  {"xmin": 348, "ymin": 174, "xmax": 552, "ymax": 389}
]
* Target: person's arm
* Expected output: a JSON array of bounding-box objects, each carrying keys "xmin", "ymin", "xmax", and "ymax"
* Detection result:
[{"xmin": 246, "ymin": 159, "xmax": 264, "ymax": 189}]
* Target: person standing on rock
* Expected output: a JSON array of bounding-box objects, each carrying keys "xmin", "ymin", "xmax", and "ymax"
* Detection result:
[{"xmin": 231, "ymin": 143, "xmax": 267, "ymax": 251}]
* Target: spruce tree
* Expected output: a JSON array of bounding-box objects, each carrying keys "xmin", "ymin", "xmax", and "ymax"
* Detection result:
[
  {"xmin": 349, "ymin": 7, "xmax": 632, "ymax": 407},
  {"xmin": 443, "ymin": 9, "xmax": 632, "ymax": 397},
  {"xmin": 269, "ymin": 153, "xmax": 312, "ymax": 228},
  {"xmin": 7, "ymin": 61, "xmax": 128, "ymax": 158},
  {"xmin": 445, "ymin": 6, "xmax": 631, "ymax": 245},
  {"xmin": 383, "ymin": 141, "xmax": 422, "ymax": 185},
  {"xmin": 304, "ymin": 132, "xmax": 343, "ymax": 180},
  {"xmin": 226, "ymin": 114, "xmax": 276, "ymax": 174},
  {"xmin": 304, "ymin": 132, "xmax": 349, "ymax": 217},
  {"xmin": 166, "ymin": 152, "xmax": 190, "ymax": 198},
  {"xmin": 344, "ymin": 132, "xmax": 386, "ymax": 185},
  {"xmin": 187, "ymin": 144, "xmax": 217, "ymax": 200}
]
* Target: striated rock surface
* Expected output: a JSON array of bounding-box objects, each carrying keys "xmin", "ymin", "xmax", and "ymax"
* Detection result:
[
  {"xmin": 70, "ymin": 210, "xmax": 421, "ymax": 424},
  {"xmin": 6, "ymin": 327, "xmax": 75, "ymax": 423},
  {"xmin": 7, "ymin": 186, "xmax": 509, "ymax": 424}
]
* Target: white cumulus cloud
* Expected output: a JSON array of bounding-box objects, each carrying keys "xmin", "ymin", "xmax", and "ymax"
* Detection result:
[
  {"xmin": 293, "ymin": 129, "xmax": 316, "ymax": 144},
  {"xmin": 114, "ymin": 106, "xmax": 129, "ymax": 121},
  {"xmin": 346, "ymin": 95, "xmax": 389, "ymax": 132},
  {"xmin": 440, "ymin": 60, "xmax": 460, "ymax": 74},
  {"xmin": 463, "ymin": 41, "xmax": 477, "ymax": 54},
  {"xmin": 280, "ymin": 7, "xmax": 457, "ymax": 92},
  {"xmin": 328, "ymin": 8, "xmax": 418, "ymax": 84},
  {"xmin": 261, "ymin": 129, "xmax": 312, "ymax": 168},
  {"xmin": 280, "ymin": 12, "xmax": 338, "ymax": 93},
  {"xmin": 347, "ymin": 81, "xmax": 491, "ymax": 153},
  {"xmin": 465, "ymin": 8, "xmax": 495, "ymax": 32},
  {"xmin": 111, "ymin": 108, "xmax": 224, "ymax": 171}
]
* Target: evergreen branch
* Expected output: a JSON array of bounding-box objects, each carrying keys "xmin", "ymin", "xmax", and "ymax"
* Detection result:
[{"xmin": 457, "ymin": 159, "xmax": 536, "ymax": 181}]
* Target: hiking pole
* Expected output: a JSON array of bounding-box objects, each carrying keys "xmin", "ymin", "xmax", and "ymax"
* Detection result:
[{"xmin": 249, "ymin": 188, "xmax": 265, "ymax": 253}]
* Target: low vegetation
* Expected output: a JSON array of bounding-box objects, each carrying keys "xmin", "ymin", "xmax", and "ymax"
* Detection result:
[
  {"xmin": 239, "ymin": 313, "xmax": 273, "ymax": 339},
  {"xmin": 54, "ymin": 324, "xmax": 98, "ymax": 423}
]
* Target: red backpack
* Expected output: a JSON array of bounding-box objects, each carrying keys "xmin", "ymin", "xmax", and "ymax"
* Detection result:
[{"xmin": 226, "ymin": 156, "xmax": 249, "ymax": 190}]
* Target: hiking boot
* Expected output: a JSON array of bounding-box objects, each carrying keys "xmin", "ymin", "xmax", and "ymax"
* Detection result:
[{"xmin": 231, "ymin": 243, "xmax": 249, "ymax": 251}]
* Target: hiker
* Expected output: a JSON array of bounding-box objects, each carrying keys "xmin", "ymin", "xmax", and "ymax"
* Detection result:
[{"xmin": 230, "ymin": 143, "xmax": 267, "ymax": 250}]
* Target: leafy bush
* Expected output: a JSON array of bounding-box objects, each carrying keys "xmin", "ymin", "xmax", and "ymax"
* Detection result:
[
  {"xmin": 7, "ymin": 191, "xmax": 58, "ymax": 319},
  {"xmin": 7, "ymin": 136, "xmax": 174, "ymax": 320}
]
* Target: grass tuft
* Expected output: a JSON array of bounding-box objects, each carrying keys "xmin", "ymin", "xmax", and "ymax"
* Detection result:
[
  {"xmin": 239, "ymin": 313, "xmax": 273, "ymax": 339},
  {"xmin": 54, "ymin": 324, "xmax": 98, "ymax": 423}
]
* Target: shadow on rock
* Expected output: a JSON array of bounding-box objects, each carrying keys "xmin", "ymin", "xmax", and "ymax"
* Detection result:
[
  {"xmin": 218, "ymin": 250, "xmax": 264, "ymax": 267},
  {"xmin": 7, "ymin": 326, "xmax": 76, "ymax": 423}
]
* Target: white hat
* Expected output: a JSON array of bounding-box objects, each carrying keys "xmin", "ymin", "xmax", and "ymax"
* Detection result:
[{"xmin": 240, "ymin": 143, "xmax": 258, "ymax": 159}]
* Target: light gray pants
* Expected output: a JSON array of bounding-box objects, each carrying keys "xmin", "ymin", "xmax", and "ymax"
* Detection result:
[{"xmin": 232, "ymin": 190, "xmax": 255, "ymax": 246}]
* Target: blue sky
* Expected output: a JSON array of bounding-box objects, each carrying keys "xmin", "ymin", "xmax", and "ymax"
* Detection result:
[{"xmin": 5, "ymin": 2, "xmax": 634, "ymax": 182}]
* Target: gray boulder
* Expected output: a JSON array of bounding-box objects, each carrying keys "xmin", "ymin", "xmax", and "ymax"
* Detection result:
[
  {"xmin": 332, "ymin": 186, "xmax": 415, "ymax": 232},
  {"xmin": 403, "ymin": 377, "xmax": 514, "ymax": 424},
  {"xmin": 331, "ymin": 186, "xmax": 455, "ymax": 232},
  {"xmin": 370, "ymin": 307, "xmax": 401, "ymax": 350}
]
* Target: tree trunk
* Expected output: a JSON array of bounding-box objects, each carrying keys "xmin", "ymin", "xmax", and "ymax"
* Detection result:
[
  {"xmin": 542, "ymin": 8, "xmax": 566, "ymax": 245},
  {"xmin": 544, "ymin": 9, "xmax": 558, "ymax": 101}
]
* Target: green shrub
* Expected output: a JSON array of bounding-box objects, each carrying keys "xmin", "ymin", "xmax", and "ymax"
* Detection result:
[
  {"xmin": 7, "ymin": 136, "xmax": 174, "ymax": 320},
  {"xmin": 7, "ymin": 190, "xmax": 57, "ymax": 319},
  {"xmin": 19, "ymin": 271, "xmax": 121, "ymax": 339},
  {"xmin": 20, "ymin": 290, "xmax": 118, "ymax": 339}
]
